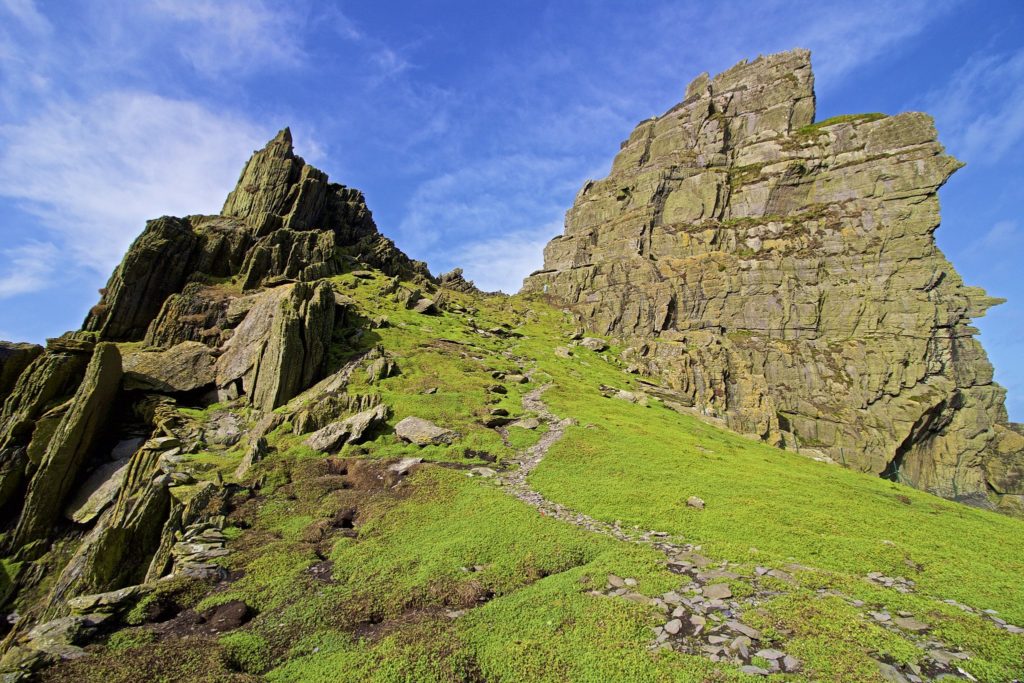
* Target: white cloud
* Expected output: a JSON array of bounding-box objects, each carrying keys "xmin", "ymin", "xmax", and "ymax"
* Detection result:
[
  {"xmin": 452, "ymin": 228, "xmax": 555, "ymax": 294},
  {"xmin": 0, "ymin": 91, "xmax": 267, "ymax": 272},
  {"xmin": 925, "ymin": 48, "xmax": 1024, "ymax": 163},
  {"xmin": 788, "ymin": 0, "xmax": 957, "ymax": 84},
  {"xmin": 0, "ymin": 242, "xmax": 58, "ymax": 298},
  {"xmin": 395, "ymin": 154, "xmax": 578, "ymax": 263},
  {"xmin": 144, "ymin": 0, "xmax": 306, "ymax": 75}
]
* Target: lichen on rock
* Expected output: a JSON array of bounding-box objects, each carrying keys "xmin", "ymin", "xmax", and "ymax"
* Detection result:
[{"xmin": 523, "ymin": 48, "xmax": 1021, "ymax": 505}]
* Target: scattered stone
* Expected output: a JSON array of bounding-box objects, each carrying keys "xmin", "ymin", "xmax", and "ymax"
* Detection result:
[
  {"xmin": 509, "ymin": 417, "xmax": 540, "ymax": 430},
  {"xmin": 579, "ymin": 338, "xmax": 608, "ymax": 352},
  {"xmin": 686, "ymin": 496, "xmax": 705, "ymax": 510},
  {"xmin": 664, "ymin": 619, "xmax": 683, "ymax": 635},
  {"xmin": 739, "ymin": 665, "xmax": 769, "ymax": 676}
]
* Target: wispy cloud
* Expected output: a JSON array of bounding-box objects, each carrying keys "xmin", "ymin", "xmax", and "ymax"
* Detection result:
[
  {"xmin": 0, "ymin": 0, "xmax": 50, "ymax": 34},
  {"xmin": 0, "ymin": 91, "xmax": 265, "ymax": 273},
  {"xmin": 925, "ymin": 47, "xmax": 1024, "ymax": 163},
  {"xmin": 144, "ymin": 0, "xmax": 306, "ymax": 75},
  {"xmin": 395, "ymin": 154, "xmax": 579, "ymax": 259},
  {"xmin": 0, "ymin": 242, "xmax": 58, "ymax": 298},
  {"xmin": 451, "ymin": 228, "xmax": 555, "ymax": 294}
]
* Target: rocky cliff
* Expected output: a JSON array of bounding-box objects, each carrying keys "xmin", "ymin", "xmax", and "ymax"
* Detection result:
[
  {"xmin": 0, "ymin": 130, "xmax": 435, "ymax": 675},
  {"xmin": 523, "ymin": 49, "xmax": 1023, "ymax": 512}
]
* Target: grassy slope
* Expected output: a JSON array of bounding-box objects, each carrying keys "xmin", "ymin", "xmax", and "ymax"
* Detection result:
[{"xmin": 48, "ymin": 272, "xmax": 1024, "ymax": 683}]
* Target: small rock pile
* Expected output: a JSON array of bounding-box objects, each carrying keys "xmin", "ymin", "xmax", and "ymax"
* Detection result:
[{"xmin": 171, "ymin": 516, "xmax": 229, "ymax": 579}]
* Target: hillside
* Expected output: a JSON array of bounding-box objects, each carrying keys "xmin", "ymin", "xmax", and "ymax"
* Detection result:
[{"xmin": 0, "ymin": 50, "xmax": 1022, "ymax": 683}]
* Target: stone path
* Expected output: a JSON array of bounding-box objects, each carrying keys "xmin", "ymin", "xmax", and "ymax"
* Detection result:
[{"xmin": 494, "ymin": 381, "xmax": 1006, "ymax": 681}]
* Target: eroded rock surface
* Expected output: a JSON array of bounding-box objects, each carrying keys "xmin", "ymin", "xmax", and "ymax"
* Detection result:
[{"xmin": 523, "ymin": 49, "xmax": 1021, "ymax": 505}]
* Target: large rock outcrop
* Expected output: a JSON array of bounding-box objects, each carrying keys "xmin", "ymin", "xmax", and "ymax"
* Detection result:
[
  {"xmin": 523, "ymin": 49, "xmax": 1022, "ymax": 509},
  {"xmin": 84, "ymin": 127, "xmax": 430, "ymax": 344}
]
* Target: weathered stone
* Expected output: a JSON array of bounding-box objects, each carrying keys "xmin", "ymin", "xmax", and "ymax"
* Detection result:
[
  {"xmin": 83, "ymin": 217, "xmax": 199, "ymax": 341},
  {"xmin": 0, "ymin": 349, "xmax": 89, "ymax": 512},
  {"xmin": 411, "ymin": 298, "xmax": 438, "ymax": 315},
  {"xmin": 522, "ymin": 48, "xmax": 1023, "ymax": 506},
  {"xmin": 395, "ymin": 416, "xmax": 457, "ymax": 446},
  {"xmin": 63, "ymin": 457, "xmax": 131, "ymax": 524},
  {"xmin": 702, "ymin": 583, "xmax": 732, "ymax": 600},
  {"xmin": 686, "ymin": 496, "xmax": 705, "ymax": 509},
  {"xmin": 579, "ymin": 338, "xmax": 607, "ymax": 352},
  {"xmin": 234, "ymin": 437, "xmax": 268, "ymax": 479},
  {"xmin": 66, "ymin": 585, "xmax": 142, "ymax": 615},
  {"xmin": 389, "ymin": 457, "xmax": 423, "ymax": 475},
  {"xmin": 0, "ymin": 342, "xmax": 43, "ymax": 400},
  {"xmin": 10, "ymin": 344, "xmax": 122, "ymax": 547},
  {"xmin": 305, "ymin": 404, "xmax": 389, "ymax": 451},
  {"xmin": 122, "ymin": 341, "xmax": 216, "ymax": 393},
  {"xmin": 142, "ymin": 283, "xmax": 232, "ymax": 349},
  {"xmin": 216, "ymin": 282, "xmax": 335, "ymax": 411},
  {"xmin": 893, "ymin": 616, "xmax": 929, "ymax": 632}
]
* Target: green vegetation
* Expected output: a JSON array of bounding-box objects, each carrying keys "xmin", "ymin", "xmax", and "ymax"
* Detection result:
[
  {"xmin": 42, "ymin": 274, "xmax": 1024, "ymax": 682},
  {"xmin": 796, "ymin": 113, "xmax": 887, "ymax": 136}
]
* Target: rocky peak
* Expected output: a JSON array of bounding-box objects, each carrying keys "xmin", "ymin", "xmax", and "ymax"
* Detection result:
[
  {"xmin": 221, "ymin": 127, "xmax": 303, "ymax": 224},
  {"xmin": 524, "ymin": 49, "xmax": 1023, "ymax": 512},
  {"xmin": 83, "ymin": 129, "xmax": 430, "ymax": 342}
]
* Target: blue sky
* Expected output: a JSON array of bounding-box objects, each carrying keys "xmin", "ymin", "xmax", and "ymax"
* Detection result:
[{"xmin": 0, "ymin": 0, "xmax": 1022, "ymax": 418}]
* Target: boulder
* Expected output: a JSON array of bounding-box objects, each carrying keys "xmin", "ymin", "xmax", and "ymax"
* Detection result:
[
  {"xmin": 122, "ymin": 341, "xmax": 216, "ymax": 393},
  {"xmin": 395, "ymin": 416, "xmax": 457, "ymax": 446},
  {"xmin": 305, "ymin": 404, "xmax": 389, "ymax": 452},
  {"xmin": 579, "ymin": 338, "xmax": 607, "ymax": 352}
]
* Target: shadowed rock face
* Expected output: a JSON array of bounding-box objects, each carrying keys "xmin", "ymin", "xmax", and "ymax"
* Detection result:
[{"xmin": 523, "ymin": 49, "xmax": 1022, "ymax": 509}]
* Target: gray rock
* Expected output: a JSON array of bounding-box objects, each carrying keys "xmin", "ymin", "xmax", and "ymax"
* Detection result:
[
  {"xmin": 388, "ymin": 457, "xmax": 423, "ymax": 475},
  {"xmin": 702, "ymin": 583, "xmax": 732, "ymax": 600},
  {"xmin": 234, "ymin": 437, "xmax": 268, "ymax": 479},
  {"xmin": 580, "ymin": 338, "xmax": 608, "ymax": 352},
  {"xmin": 739, "ymin": 664, "xmax": 769, "ymax": 675},
  {"xmin": 306, "ymin": 404, "xmax": 389, "ymax": 451},
  {"xmin": 64, "ymin": 458, "xmax": 131, "ymax": 524},
  {"xmin": 893, "ymin": 616, "xmax": 929, "ymax": 632},
  {"xmin": 686, "ymin": 496, "xmax": 705, "ymax": 509},
  {"xmin": 726, "ymin": 620, "xmax": 761, "ymax": 640},
  {"xmin": 394, "ymin": 416, "xmax": 457, "ymax": 446},
  {"xmin": 664, "ymin": 618, "xmax": 683, "ymax": 635},
  {"xmin": 122, "ymin": 341, "xmax": 216, "ymax": 393}
]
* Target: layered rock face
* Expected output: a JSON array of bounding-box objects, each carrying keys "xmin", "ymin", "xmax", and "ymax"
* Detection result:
[
  {"xmin": 524, "ymin": 49, "xmax": 1022, "ymax": 510},
  {"xmin": 0, "ymin": 130, "xmax": 434, "ymax": 648}
]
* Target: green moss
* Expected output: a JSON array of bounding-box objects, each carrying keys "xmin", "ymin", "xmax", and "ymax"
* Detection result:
[
  {"xmin": 220, "ymin": 632, "xmax": 273, "ymax": 674},
  {"xmin": 797, "ymin": 112, "xmax": 887, "ymax": 135},
  {"xmin": 106, "ymin": 628, "xmax": 157, "ymax": 651}
]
